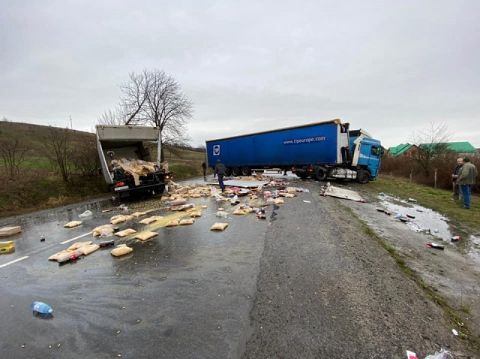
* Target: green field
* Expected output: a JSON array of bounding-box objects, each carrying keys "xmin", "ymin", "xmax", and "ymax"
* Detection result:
[
  {"xmin": 0, "ymin": 121, "xmax": 206, "ymax": 217},
  {"xmin": 369, "ymin": 175, "xmax": 480, "ymax": 232}
]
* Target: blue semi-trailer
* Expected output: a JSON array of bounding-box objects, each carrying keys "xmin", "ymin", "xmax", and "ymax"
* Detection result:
[{"xmin": 205, "ymin": 119, "xmax": 383, "ymax": 183}]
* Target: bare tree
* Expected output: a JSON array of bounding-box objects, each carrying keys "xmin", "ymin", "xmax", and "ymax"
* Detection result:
[
  {"xmin": 98, "ymin": 108, "xmax": 125, "ymax": 126},
  {"xmin": 411, "ymin": 123, "xmax": 451, "ymax": 176},
  {"xmin": 42, "ymin": 127, "xmax": 73, "ymax": 183},
  {"xmin": 0, "ymin": 138, "xmax": 28, "ymax": 178},
  {"xmin": 99, "ymin": 69, "xmax": 192, "ymax": 161}
]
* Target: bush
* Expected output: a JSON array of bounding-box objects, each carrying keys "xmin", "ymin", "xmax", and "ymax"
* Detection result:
[{"xmin": 380, "ymin": 153, "xmax": 479, "ymax": 192}]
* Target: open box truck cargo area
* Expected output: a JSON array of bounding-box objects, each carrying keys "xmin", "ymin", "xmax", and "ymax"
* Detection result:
[
  {"xmin": 96, "ymin": 125, "xmax": 168, "ymax": 198},
  {"xmin": 205, "ymin": 119, "xmax": 383, "ymax": 183}
]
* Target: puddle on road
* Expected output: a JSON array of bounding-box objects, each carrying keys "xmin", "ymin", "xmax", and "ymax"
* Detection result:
[{"xmin": 377, "ymin": 194, "xmax": 452, "ymax": 241}]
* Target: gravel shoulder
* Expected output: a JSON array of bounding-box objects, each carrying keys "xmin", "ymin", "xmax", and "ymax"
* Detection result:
[{"xmin": 242, "ymin": 182, "xmax": 474, "ymax": 358}]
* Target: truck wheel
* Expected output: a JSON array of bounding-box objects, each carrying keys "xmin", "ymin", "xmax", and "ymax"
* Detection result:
[
  {"xmin": 241, "ymin": 167, "xmax": 252, "ymax": 176},
  {"xmin": 232, "ymin": 167, "xmax": 242, "ymax": 176},
  {"xmin": 357, "ymin": 169, "xmax": 370, "ymax": 184},
  {"xmin": 315, "ymin": 167, "xmax": 327, "ymax": 181},
  {"xmin": 225, "ymin": 167, "xmax": 233, "ymax": 176}
]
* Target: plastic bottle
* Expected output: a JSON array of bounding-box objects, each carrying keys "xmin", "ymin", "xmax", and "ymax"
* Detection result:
[{"xmin": 32, "ymin": 301, "xmax": 53, "ymax": 317}]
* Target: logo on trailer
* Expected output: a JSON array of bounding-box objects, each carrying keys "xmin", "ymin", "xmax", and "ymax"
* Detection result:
[{"xmin": 213, "ymin": 145, "xmax": 220, "ymax": 156}]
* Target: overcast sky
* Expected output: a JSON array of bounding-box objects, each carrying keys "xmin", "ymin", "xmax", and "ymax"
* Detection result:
[{"xmin": 1, "ymin": 0, "xmax": 479, "ymax": 147}]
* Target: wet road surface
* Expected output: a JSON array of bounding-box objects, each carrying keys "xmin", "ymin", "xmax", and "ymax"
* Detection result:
[
  {"xmin": 0, "ymin": 177, "xmax": 475, "ymax": 358},
  {"xmin": 0, "ymin": 187, "xmax": 267, "ymax": 359}
]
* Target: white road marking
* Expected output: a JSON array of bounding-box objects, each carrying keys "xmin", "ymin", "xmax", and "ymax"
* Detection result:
[
  {"xmin": 60, "ymin": 231, "xmax": 92, "ymax": 244},
  {"xmin": 0, "ymin": 256, "xmax": 29, "ymax": 268}
]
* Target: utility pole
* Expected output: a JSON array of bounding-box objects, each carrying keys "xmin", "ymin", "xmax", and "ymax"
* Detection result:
[{"xmin": 69, "ymin": 115, "xmax": 73, "ymax": 129}]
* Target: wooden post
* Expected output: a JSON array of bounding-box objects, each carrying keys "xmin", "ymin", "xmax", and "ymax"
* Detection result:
[
  {"xmin": 409, "ymin": 170, "xmax": 413, "ymax": 183},
  {"xmin": 434, "ymin": 168, "xmax": 438, "ymax": 188}
]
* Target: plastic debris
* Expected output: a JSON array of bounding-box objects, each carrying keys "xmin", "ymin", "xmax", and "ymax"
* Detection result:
[
  {"xmin": 210, "ymin": 223, "xmax": 229, "ymax": 231},
  {"xmin": 115, "ymin": 229, "xmax": 137, "ymax": 237},
  {"xmin": 135, "ymin": 231, "xmax": 158, "ymax": 241},
  {"xmin": 426, "ymin": 242, "xmax": 445, "ymax": 250},
  {"xmin": 40, "ymin": 236, "xmax": 46, "ymax": 242},
  {"xmin": 452, "ymin": 329, "xmax": 458, "ymax": 336},
  {"xmin": 216, "ymin": 211, "xmax": 229, "ymax": 218},
  {"xmin": 407, "ymin": 198, "xmax": 417, "ymax": 203},
  {"xmin": 0, "ymin": 225, "xmax": 22, "ymax": 237},
  {"xmin": 303, "ymin": 200, "xmax": 311, "ymax": 203},
  {"xmin": 406, "ymin": 350, "xmax": 418, "ymax": 359},
  {"xmin": 78, "ymin": 210, "xmax": 93, "ymax": 218},
  {"xmin": 320, "ymin": 184, "xmax": 365, "ymax": 202},
  {"xmin": 256, "ymin": 208, "xmax": 266, "ymax": 220},
  {"xmin": 451, "ymin": 235, "xmax": 461, "ymax": 242},
  {"xmin": 49, "ymin": 248, "xmax": 83, "ymax": 264},
  {"xmin": 32, "ymin": 301, "xmax": 53, "ymax": 318},
  {"xmin": 111, "ymin": 244, "xmax": 133, "ymax": 257},
  {"xmin": 0, "ymin": 240, "xmax": 15, "ymax": 254},
  {"xmin": 92, "ymin": 224, "xmax": 116, "ymax": 237},
  {"xmin": 64, "ymin": 221, "xmax": 82, "ymax": 228}
]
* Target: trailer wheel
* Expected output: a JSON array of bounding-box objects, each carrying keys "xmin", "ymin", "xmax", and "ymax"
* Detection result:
[
  {"xmin": 357, "ymin": 169, "xmax": 370, "ymax": 184},
  {"xmin": 314, "ymin": 167, "xmax": 327, "ymax": 181},
  {"xmin": 225, "ymin": 167, "xmax": 233, "ymax": 176},
  {"xmin": 241, "ymin": 167, "xmax": 252, "ymax": 176},
  {"xmin": 232, "ymin": 167, "xmax": 242, "ymax": 176}
]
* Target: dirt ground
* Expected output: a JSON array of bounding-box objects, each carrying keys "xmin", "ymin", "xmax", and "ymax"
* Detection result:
[{"xmin": 242, "ymin": 181, "xmax": 476, "ymax": 359}]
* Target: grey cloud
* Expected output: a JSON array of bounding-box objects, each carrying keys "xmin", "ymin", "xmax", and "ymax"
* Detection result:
[{"xmin": 1, "ymin": 0, "xmax": 479, "ymax": 147}]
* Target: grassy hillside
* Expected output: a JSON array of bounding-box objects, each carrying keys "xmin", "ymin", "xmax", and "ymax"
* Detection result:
[{"xmin": 0, "ymin": 121, "xmax": 206, "ymax": 217}]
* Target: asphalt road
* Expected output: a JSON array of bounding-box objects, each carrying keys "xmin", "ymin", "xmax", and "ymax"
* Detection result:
[{"xmin": 0, "ymin": 178, "xmax": 474, "ymax": 358}]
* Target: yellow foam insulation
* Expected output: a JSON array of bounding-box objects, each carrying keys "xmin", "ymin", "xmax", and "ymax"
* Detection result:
[
  {"xmin": 111, "ymin": 244, "xmax": 133, "ymax": 257},
  {"xmin": 64, "ymin": 221, "xmax": 82, "ymax": 228},
  {"xmin": 210, "ymin": 222, "xmax": 229, "ymax": 231}
]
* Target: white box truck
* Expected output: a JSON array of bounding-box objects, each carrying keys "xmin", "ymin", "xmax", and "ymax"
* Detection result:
[{"xmin": 96, "ymin": 125, "xmax": 169, "ymax": 199}]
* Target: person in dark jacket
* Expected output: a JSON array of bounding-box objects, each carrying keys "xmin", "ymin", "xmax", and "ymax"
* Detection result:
[
  {"xmin": 452, "ymin": 158, "xmax": 463, "ymax": 200},
  {"xmin": 201, "ymin": 162, "xmax": 207, "ymax": 181},
  {"xmin": 214, "ymin": 159, "xmax": 226, "ymax": 192},
  {"xmin": 457, "ymin": 157, "xmax": 478, "ymax": 209}
]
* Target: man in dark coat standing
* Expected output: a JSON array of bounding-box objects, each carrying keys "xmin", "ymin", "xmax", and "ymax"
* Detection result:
[
  {"xmin": 457, "ymin": 157, "xmax": 478, "ymax": 209},
  {"xmin": 215, "ymin": 159, "xmax": 226, "ymax": 192},
  {"xmin": 452, "ymin": 158, "xmax": 463, "ymax": 200}
]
